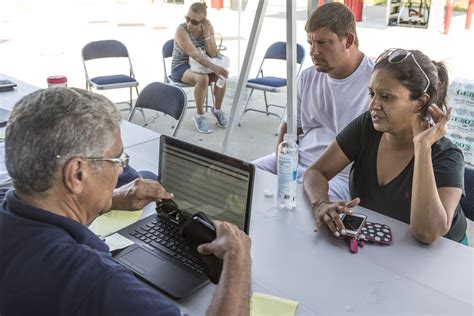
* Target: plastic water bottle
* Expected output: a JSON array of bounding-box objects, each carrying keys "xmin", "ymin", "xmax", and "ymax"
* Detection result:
[
  {"xmin": 216, "ymin": 76, "xmax": 226, "ymax": 88},
  {"xmin": 277, "ymin": 133, "xmax": 298, "ymax": 210}
]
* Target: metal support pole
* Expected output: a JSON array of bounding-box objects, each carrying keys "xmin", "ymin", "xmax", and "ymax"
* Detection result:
[
  {"xmin": 221, "ymin": 0, "xmax": 268, "ymax": 153},
  {"xmin": 286, "ymin": 0, "xmax": 297, "ymax": 138}
]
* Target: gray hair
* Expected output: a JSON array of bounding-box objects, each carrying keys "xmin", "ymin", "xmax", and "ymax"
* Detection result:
[{"xmin": 5, "ymin": 87, "xmax": 121, "ymax": 195}]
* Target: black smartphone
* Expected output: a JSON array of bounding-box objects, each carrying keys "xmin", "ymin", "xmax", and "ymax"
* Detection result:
[{"xmin": 181, "ymin": 212, "xmax": 223, "ymax": 284}]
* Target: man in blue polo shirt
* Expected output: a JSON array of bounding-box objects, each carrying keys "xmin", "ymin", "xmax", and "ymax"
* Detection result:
[{"xmin": 0, "ymin": 88, "xmax": 251, "ymax": 315}]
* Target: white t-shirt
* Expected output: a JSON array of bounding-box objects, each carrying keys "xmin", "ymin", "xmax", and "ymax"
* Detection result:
[{"xmin": 296, "ymin": 54, "xmax": 374, "ymax": 179}]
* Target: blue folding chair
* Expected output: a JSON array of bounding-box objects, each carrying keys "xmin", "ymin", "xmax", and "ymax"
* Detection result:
[
  {"xmin": 238, "ymin": 41, "xmax": 305, "ymax": 129},
  {"xmin": 82, "ymin": 40, "xmax": 139, "ymax": 111}
]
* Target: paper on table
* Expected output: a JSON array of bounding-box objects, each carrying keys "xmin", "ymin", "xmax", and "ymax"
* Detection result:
[
  {"xmin": 103, "ymin": 233, "xmax": 134, "ymax": 252},
  {"xmin": 88, "ymin": 209, "xmax": 143, "ymax": 237},
  {"xmin": 251, "ymin": 292, "xmax": 299, "ymax": 316}
]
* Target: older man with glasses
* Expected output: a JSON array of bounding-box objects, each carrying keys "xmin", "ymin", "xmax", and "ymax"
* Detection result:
[
  {"xmin": 0, "ymin": 87, "xmax": 252, "ymax": 315},
  {"xmin": 171, "ymin": 1, "xmax": 228, "ymax": 134}
]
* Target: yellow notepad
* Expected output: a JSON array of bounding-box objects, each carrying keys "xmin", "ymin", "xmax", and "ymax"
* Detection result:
[
  {"xmin": 251, "ymin": 292, "xmax": 299, "ymax": 316},
  {"xmin": 88, "ymin": 209, "xmax": 143, "ymax": 237}
]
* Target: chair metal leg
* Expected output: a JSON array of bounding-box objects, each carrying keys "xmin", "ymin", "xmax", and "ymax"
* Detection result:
[
  {"xmin": 238, "ymin": 88, "xmax": 255, "ymax": 126},
  {"xmin": 264, "ymin": 91, "xmax": 269, "ymax": 113},
  {"xmin": 205, "ymin": 94, "xmax": 209, "ymax": 112},
  {"xmin": 183, "ymin": 85, "xmax": 212, "ymax": 112},
  {"xmin": 133, "ymin": 86, "xmax": 145, "ymax": 122},
  {"xmin": 138, "ymin": 108, "xmax": 146, "ymax": 123},
  {"xmin": 210, "ymin": 84, "xmax": 215, "ymax": 111},
  {"xmin": 170, "ymin": 116, "xmax": 176, "ymax": 129},
  {"xmin": 204, "ymin": 84, "xmax": 214, "ymax": 112},
  {"xmin": 127, "ymin": 108, "xmax": 136, "ymax": 122}
]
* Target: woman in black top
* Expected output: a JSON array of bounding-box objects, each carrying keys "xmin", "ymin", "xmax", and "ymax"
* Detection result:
[{"xmin": 303, "ymin": 49, "xmax": 467, "ymax": 244}]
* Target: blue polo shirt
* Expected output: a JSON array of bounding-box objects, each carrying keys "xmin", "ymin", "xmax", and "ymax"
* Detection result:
[{"xmin": 0, "ymin": 190, "xmax": 180, "ymax": 315}]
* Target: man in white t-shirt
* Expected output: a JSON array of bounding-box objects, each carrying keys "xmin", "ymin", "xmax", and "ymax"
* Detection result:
[{"xmin": 253, "ymin": 2, "xmax": 374, "ymax": 201}]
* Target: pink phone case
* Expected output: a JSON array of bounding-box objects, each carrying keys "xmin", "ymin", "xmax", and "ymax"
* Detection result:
[{"xmin": 337, "ymin": 221, "xmax": 392, "ymax": 254}]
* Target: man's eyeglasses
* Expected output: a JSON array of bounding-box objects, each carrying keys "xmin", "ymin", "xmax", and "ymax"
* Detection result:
[
  {"xmin": 185, "ymin": 15, "xmax": 202, "ymax": 26},
  {"xmin": 375, "ymin": 48, "xmax": 431, "ymax": 93},
  {"xmin": 56, "ymin": 152, "xmax": 130, "ymax": 169}
]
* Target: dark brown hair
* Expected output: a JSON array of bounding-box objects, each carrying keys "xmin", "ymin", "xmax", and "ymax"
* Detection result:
[
  {"xmin": 305, "ymin": 2, "xmax": 359, "ymax": 46},
  {"xmin": 374, "ymin": 49, "xmax": 449, "ymax": 119}
]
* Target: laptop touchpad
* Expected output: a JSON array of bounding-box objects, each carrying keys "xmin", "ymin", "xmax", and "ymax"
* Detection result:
[{"xmin": 120, "ymin": 247, "xmax": 166, "ymax": 273}]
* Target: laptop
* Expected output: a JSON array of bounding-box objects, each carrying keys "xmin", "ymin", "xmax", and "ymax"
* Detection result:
[{"xmin": 114, "ymin": 135, "xmax": 254, "ymax": 298}]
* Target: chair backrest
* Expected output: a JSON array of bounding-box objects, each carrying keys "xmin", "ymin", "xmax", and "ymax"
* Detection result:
[
  {"xmin": 135, "ymin": 82, "xmax": 187, "ymax": 120},
  {"xmin": 162, "ymin": 39, "xmax": 174, "ymax": 59},
  {"xmin": 162, "ymin": 39, "xmax": 175, "ymax": 83},
  {"xmin": 461, "ymin": 167, "xmax": 474, "ymax": 220},
  {"xmin": 81, "ymin": 40, "xmax": 135, "ymax": 86},
  {"xmin": 256, "ymin": 41, "xmax": 306, "ymax": 78},
  {"xmin": 263, "ymin": 41, "xmax": 305, "ymax": 65},
  {"xmin": 82, "ymin": 40, "xmax": 130, "ymax": 61},
  {"xmin": 132, "ymin": 82, "xmax": 187, "ymax": 136}
]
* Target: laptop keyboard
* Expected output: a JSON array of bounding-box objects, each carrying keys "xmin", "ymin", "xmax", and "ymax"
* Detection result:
[{"xmin": 128, "ymin": 217, "xmax": 204, "ymax": 273}]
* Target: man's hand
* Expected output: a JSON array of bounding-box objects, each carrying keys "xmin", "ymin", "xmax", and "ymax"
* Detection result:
[
  {"xmin": 201, "ymin": 220, "xmax": 252, "ymax": 316},
  {"xmin": 197, "ymin": 220, "xmax": 251, "ymax": 261},
  {"xmin": 111, "ymin": 178, "xmax": 174, "ymax": 211},
  {"xmin": 313, "ymin": 198, "xmax": 360, "ymax": 236}
]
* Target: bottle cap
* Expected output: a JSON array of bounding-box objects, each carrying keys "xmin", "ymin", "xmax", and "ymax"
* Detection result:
[
  {"xmin": 47, "ymin": 76, "xmax": 68, "ymax": 87},
  {"xmin": 264, "ymin": 189, "xmax": 274, "ymax": 197},
  {"xmin": 283, "ymin": 133, "xmax": 294, "ymax": 141}
]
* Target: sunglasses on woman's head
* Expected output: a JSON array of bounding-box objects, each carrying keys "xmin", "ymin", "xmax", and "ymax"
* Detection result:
[
  {"xmin": 375, "ymin": 48, "xmax": 431, "ymax": 93},
  {"xmin": 185, "ymin": 16, "xmax": 202, "ymax": 25}
]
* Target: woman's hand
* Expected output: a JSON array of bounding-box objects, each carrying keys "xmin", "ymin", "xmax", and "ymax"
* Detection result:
[
  {"xmin": 313, "ymin": 198, "xmax": 360, "ymax": 236},
  {"xmin": 210, "ymin": 65, "xmax": 228, "ymax": 79},
  {"xmin": 201, "ymin": 19, "xmax": 212, "ymax": 38},
  {"xmin": 413, "ymin": 105, "xmax": 452, "ymax": 147}
]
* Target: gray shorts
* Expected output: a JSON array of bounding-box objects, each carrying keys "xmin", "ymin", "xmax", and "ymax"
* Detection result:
[{"xmin": 170, "ymin": 63, "xmax": 190, "ymax": 82}]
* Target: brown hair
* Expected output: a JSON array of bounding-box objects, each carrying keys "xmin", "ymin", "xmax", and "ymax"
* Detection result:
[
  {"xmin": 305, "ymin": 2, "xmax": 359, "ymax": 46},
  {"xmin": 374, "ymin": 49, "xmax": 449, "ymax": 119},
  {"xmin": 189, "ymin": 2, "xmax": 208, "ymax": 17}
]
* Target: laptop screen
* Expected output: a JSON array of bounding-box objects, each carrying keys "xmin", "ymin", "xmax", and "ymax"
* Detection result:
[{"xmin": 159, "ymin": 136, "xmax": 253, "ymax": 232}]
